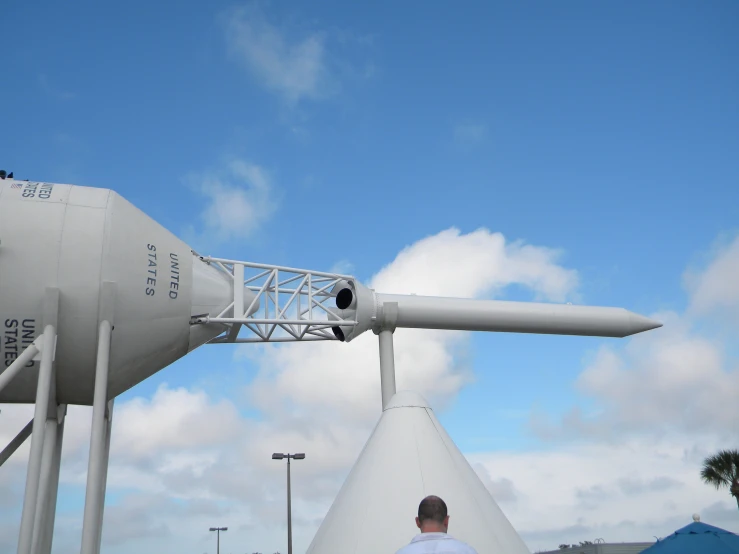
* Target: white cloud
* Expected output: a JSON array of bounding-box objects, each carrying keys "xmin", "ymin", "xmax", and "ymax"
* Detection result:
[
  {"xmin": 512, "ymin": 231, "xmax": 739, "ymax": 549},
  {"xmin": 223, "ymin": 5, "xmax": 332, "ymax": 103},
  {"xmin": 471, "ymin": 439, "xmax": 739, "ymax": 551},
  {"xmin": 530, "ymin": 312, "xmax": 739, "ymax": 441},
  {"xmin": 191, "ymin": 159, "xmax": 276, "ymax": 242},
  {"xmin": 686, "ymin": 235, "xmax": 739, "ymax": 321},
  {"xmin": 112, "ymin": 386, "xmax": 243, "ymax": 461},
  {"xmin": 371, "ymin": 228, "xmax": 578, "ymax": 301},
  {"xmin": 532, "ymin": 234, "xmax": 739, "ymax": 443}
]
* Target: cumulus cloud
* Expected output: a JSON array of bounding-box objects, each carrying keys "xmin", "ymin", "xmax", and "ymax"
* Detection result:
[
  {"xmin": 532, "ymin": 235, "xmax": 739, "ymax": 443},
  {"xmin": 529, "ymin": 314, "xmax": 739, "ymax": 442},
  {"xmin": 470, "ymin": 440, "xmax": 739, "ymax": 550},
  {"xmin": 511, "ymin": 231, "xmax": 739, "ymax": 549},
  {"xmin": 371, "ymin": 228, "xmax": 578, "ymax": 301},
  {"xmin": 686, "ymin": 235, "xmax": 739, "ymax": 321},
  {"xmin": 473, "ymin": 463, "xmax": 519, "ymax": 504},
  {"xmin": 616, "ymin": 476, "xmax": 683, "ymax": 495},
  {"xmin": 102, "ymin": 494, "xmax": 171, "ymax": 545},
  {"xmin": 190, "ymin": 159, "xmax": 276, "ymax": 243},
  {"xmin": 223, "ymin": 5, "xmax": 332, "ymax": 103}
]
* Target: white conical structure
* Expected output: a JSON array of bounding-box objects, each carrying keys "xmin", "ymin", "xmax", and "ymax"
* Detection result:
[{"xmin": 307, "ymin": 390, "xmax": 531, "ymax": 554}]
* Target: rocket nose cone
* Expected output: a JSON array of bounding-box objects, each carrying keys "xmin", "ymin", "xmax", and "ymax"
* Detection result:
[{"xmin": 626, "ymin": 312, "xmax": 663, "ymax": 336}]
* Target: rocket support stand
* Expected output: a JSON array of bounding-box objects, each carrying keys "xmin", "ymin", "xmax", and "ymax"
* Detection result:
[
  {"xmin": 17, "ymin": 288, "xmax": 60, "ymax": 554},
  {"xmin": 81, "ymin": 282, "xmax": 116, "ymax": 554},
  {"xmin": 31, "ymin": 404, "xmax": 66, "ymax": 554},
  {"xmin": 375, "ymin": 302, "xmax": 398, "ymax": 410}
]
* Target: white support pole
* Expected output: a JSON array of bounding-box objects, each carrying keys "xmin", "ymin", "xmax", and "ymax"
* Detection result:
[
  {"xmin": 80, "ymin": 319, "xmax": 112, "ymax": 554},
  {"xmin": 31, "ymin": 415, "xmax": 59, "ymax": 554},
  {"xmin": 378, "ymin": 330, "xmax": 397, "ymax": 410},
  {"xmin": 0, "ymin": 419, "xmax": 33, "ymax": 468},
  {"xmin": 38, "ymin": 406, "xmax": 65, "ymax": 554},
  {"xmin": 375, "ymin": 302, "xmax": 399, "ymax": 411},
  {"xmin": 17, "ymin": 323, "xmax": 57, "ymax": 554},
  {"xmin": 227, "ymin": 264, "xmax": 245, "ymax": 341},
  {"xmin": 93, "ymin": 399, "xmax": 114, "ymax": 554},
  {"xmin": 0, "ymin": 342, "xmax": 40, "ymax": 395},
  {"xmin": 234, "ymin": 263, "xmax": 245, "ymax": 319}
]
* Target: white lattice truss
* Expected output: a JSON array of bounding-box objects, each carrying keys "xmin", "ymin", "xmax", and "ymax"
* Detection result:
[{"xmin": 192, "ymin": 257, "xmax": 356, "ymax": 343}]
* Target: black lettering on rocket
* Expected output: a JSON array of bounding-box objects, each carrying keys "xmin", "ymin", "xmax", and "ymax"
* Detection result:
[
  {"xmin": 169, "ymin": 253, "xmax": 180, "ymax": 299},
  {"xmin": 146, "ymin": 243, "xmax": 157, "ymax": 296},
  {"xmin": 3, "ymin": 318, "xmax": 36, "ymax": 367},
  {"xmin": 21, "ymin": 182, "xmax": 54, "ymax": 199}
]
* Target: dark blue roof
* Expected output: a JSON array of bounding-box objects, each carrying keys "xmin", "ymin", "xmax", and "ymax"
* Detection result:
[{"xmin": 642, "ymin": 521, "xmax": 739, "ymax": 553}]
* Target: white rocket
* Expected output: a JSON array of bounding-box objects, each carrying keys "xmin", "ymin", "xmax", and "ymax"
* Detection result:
[
  {"xmin": 0, "ymin": 180, "xmax": 258, "ymax": 406},
  {"xmin": 0, "ymin": 178, "xmax": 662, "ymax": 554}
]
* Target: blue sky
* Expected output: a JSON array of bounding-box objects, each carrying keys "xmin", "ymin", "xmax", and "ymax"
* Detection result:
[{"xmin": 1, "ymin": 1, "xmax": 738, "ymax": 553}]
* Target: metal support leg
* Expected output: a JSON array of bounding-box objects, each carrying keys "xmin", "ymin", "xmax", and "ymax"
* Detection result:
[
  {"xmin": 378, "ymin": 330, "xmax": 397, "ymax": 410},
  {"xmin": 375, "ymin": 302, "xmax": 399, "ymax": 410},
  {"xmin": 17, "ymin": 323, "xmax": 57, "ymax": 554},
  {"xmin": 0, "ymin": 419, "xmax": 33, "ymax": 468},
  {"xmin": 30, "ymin": 418, "xmax": 58, "ymax": 551},
  {"xmin": 0, "ymin": 342, "xmax": 40, "ymax": 395},
  {"xmin": 31, "ymin": 404, "xmax": 65, "ymax": 554},
  {"xmin": 93, "ymin": 400, "xmax": 114, "ymax": 554},
  {"xmin": 80, "ymin": 320, "xmax": 112, "ymax": 554},
  {"xmin": 38, "ymin": 406, "xmax": 65, "ymax": 554}
]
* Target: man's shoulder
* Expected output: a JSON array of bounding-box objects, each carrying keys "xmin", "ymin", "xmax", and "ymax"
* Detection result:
[
  {"xmin": 395, "ymin": 534, "xmax": 479, "ymax": 554},
  {"xmin": 444, "ymin": 538, "xmax": 479, "ymax": 554}
]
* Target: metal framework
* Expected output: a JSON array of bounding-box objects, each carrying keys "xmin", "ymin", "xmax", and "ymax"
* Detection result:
[{"xmin": 193, "ymin": 257, "xmax": 356, "ymax": 344}]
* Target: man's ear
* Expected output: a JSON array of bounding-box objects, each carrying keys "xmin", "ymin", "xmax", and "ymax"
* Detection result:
[
  {"xmin": 415, "ymin": 517, "xmax": 421, "ymax": 530},
  {"xmin": 444, "ymin": 515, "xmax": 450, "ymax": 528}
]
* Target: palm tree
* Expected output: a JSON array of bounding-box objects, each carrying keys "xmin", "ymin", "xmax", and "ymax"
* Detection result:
[{"xmin": 701, "ymin": 449, "xmax": 739, "ymax": 509}]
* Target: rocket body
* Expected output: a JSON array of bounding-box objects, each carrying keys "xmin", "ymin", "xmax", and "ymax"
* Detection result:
[
  {"xmin": 0, "ymin": 179, "xmax": 662, "ymax": 404},
  {"xmin": 0, "ymin": 180, "xmax": 240, "ymax": 405}
]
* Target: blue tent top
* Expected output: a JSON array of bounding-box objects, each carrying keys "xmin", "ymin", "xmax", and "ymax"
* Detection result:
[{"xmin": 643, "ymin": 520, "xmax": 739, "ymax": 554}]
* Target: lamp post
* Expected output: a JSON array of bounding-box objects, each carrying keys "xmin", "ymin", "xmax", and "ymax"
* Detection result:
[
  {"xmin": 209, "ymin": 526, "xmax": 227, "ymax": 554},
  {"xmin": 272, "ymin": 453, "xmax": 305, "ymax": 554}
]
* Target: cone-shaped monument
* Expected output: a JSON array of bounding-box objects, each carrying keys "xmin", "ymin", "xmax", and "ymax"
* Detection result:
[{"xmin": 307, "ymin": 390, "xmax": 530, "ymax": 554}]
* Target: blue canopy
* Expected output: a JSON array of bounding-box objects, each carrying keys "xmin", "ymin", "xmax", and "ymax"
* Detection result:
[{"xmin": 643, "ymin": 521, "xmax": 739, "ymax": 554}]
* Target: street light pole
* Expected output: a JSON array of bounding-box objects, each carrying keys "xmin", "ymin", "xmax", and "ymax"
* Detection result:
[
  {"xmin": 209, "ymin": 526, "xmax": 227, "ymax": 554},
  {"xmin": 287, "ymin": 456, "xmax": 292, "ymax": 554},
  {"xmin": 272, "ymin": 453, "xmax": 305, "ymax": 554}
]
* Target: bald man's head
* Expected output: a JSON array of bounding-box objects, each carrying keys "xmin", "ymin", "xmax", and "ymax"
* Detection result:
[{"xmin": 415, "ymin": 495, "xmax": 450, "ymax": 532}]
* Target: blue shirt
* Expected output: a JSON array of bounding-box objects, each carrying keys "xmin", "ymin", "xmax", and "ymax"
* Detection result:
[{"xmin": 395, "ymin": 532, "xmax": 479, "ymax": 554}]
